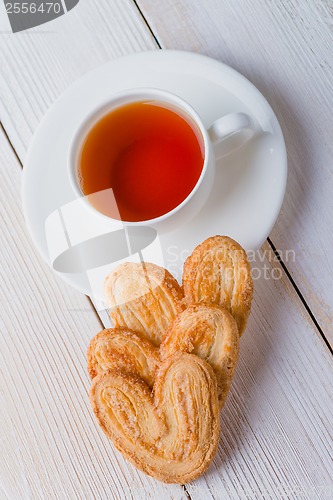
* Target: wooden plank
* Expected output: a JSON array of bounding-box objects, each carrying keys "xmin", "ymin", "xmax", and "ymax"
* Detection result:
[
  {"xmin": 1, "ymin": 0, "xmax": 332, "ymax": 498},
  {"xmin": 0, "ymin": 129, "xmax": 185, "ymax": 499},
  {"xmin": 136, "ymin": 0, "xmax": 333, "ymax": 345},
  {"xmin": 0, "ymin": 0, "xmax": 158, "ymax": 329}
]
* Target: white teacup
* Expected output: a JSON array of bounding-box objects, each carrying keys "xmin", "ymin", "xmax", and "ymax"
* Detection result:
[{"xmin": 68, "ymin": 88, "xmax": 255, "ymax": 231}]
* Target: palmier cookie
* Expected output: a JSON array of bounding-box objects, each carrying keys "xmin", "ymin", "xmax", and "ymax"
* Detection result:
[
  {"xmin": 87, "ymin": 328, "xmax": 159, "ymax": 388},
  {"xmin": 161, "ymin": 304, "xmax": 239, "ymax": 407},
  {"xmin": 183, "ymin": 236, "xmax": 253, "ymax": 335},
  {"xmin": 90, "ymin": 352, "xmax": 220, "ymax": 483},
  {"xmin": 105, "ymin": 262, "xmax": 185, "ymax": 346}
]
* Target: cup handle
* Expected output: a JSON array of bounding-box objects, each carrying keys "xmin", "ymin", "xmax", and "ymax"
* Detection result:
[{"xmin": 208, "ymin": 112, "xmax": 256, "ymax": 158}]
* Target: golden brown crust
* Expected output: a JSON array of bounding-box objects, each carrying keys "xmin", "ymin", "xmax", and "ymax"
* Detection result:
[
  {"xmin": 90, "ymin": 353, "xmax": 220, "ymax": 484},
  {"xmin": 87, "ymin": 328, "xmax": 159, "ymax": 388},
  {"xmin": 105, "ymin": 262, "xmax": 185, "ymax": 346},
  {"xmin": 88, "ymin": 237, "xmax": 251, "ymax": 483},
  {"xmin": 183, "ymin": 236, "xmax": 253, "ymax": 335},
  {"xmin": 160, "ymin": 304, "xmax": 239, "ymax": 408}
]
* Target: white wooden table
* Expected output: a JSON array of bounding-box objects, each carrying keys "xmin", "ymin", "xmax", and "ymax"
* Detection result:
[{"xmin": 0, "ymin": 1, "xmax": 332, "ymax": 499}]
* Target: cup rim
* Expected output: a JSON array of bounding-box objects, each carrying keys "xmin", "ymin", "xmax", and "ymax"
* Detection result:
[{"xmin": 67, "ymin": 87, "xmax": 210, "ymax": 226}]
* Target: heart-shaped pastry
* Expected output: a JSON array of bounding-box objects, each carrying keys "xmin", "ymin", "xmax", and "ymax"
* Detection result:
[
  {"xmin": 87, "ymin": 327, "xmax": 159, "ymax": 387},
  {"xmin": 105, "ymin": 262, "xmax": 185, "ymax": 346},
  {"xmin": 89, "ymin": 238, "xmax": 251, "ymax": 483},
  {"xmin": 183, "ymin": 236, "xmax": 253, "ymax": 335},
  {"xmin": 88, "ymin": 303, "xmax": 239, "ymax": 405},
  {"xmin": 160, "ymin": 304, "xmax": 239, "ymax": 407},
  {"xmin": 90, "ymin": 352, "xmax": 220, "ymax": 483}
]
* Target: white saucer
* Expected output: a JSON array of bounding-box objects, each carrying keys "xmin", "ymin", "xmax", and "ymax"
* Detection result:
[{"xmin": 22, "ymin": 50, "xmax": 287, "ymax": 300}]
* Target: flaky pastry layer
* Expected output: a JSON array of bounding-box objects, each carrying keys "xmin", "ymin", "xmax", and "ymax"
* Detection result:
[
  {"xmin": 161, "ymin": 304, "xmax": 239, "ymax": 407},
  {"xmin": 87, "ymin": 327, "xmax": 159, "ymax": 387},
  {"xmin": 105, "ymin": 262, "xmax": 185, "ymax": 346},
  {"xmin": 183, "ymin": 236, "xmax": 253, "ymax": 335},
  {"xmin": 90, "ymin": 353, "xmax": 220, "ymax": 483}
]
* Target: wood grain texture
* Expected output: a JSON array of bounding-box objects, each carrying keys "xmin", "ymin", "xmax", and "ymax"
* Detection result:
[
  {"xmin": 137, "ymin": 0, "xmax": 333, "ymax": 345},
  {"xmin": 0, "ymin": 0, "xmax": 333, "ymax": 498},
  {"xmin": 0, "ymin": 105, "xmax": 184, "ymax": 500}
]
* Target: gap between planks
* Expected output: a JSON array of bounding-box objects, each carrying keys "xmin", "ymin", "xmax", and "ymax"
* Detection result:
[
  {"xmin": 2, "ymin": 0, "xmax": 333, "ymax": 358},
  {"xmin": 132, "ymin": 0, "xmax": 162, "ymax": 48},
  {"xmin": 130, "ymin": 0, "xmax": 333, "ymax": 356},
  {"xmin": 0, "ymin": 117, "xmax": 192, "ymax": 499},
  {"xmin": 0, "ymin": 0, "xmax": 330, "ymax": 356},
  {"xmin": 0, "ymin": 22, "xmax": 331, "ymax": 498},
  {"xmin": 4, "ymin": 1, "xmax": 330, "ymax": 497},
  {"xmin": 132, "ymin": 0, "xmax": 333, "ymax": 355},
  {"xmin": 132, "ymin": 0, "xmax": 333, "ymax": 350}
]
